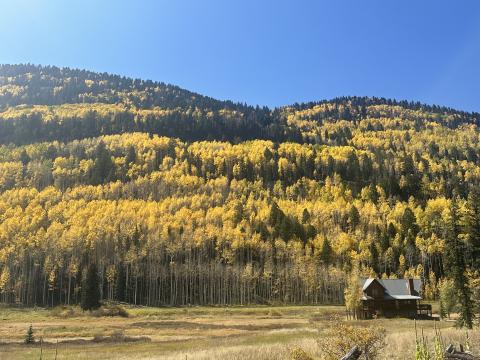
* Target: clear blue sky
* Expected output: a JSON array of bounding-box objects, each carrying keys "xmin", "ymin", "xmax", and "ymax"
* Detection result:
[{"xmin": 1, "ymin": 0, "xmax": 479, "ymax": 111}]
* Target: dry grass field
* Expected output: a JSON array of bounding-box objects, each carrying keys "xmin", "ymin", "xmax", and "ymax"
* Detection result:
[{"xmin": 0, "ymin": 304, "xmax": 478, "ymax": 360}]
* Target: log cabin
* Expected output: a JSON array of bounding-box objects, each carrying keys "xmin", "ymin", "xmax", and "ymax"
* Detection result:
[{"xmin": 360, "ymin": 278, "xmax": 432, "ymax": 319}]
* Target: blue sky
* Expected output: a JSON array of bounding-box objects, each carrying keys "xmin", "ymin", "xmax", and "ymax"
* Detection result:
[{"xmin": 1, "ymin": 0, "xmax": 479, "ymax": 111}]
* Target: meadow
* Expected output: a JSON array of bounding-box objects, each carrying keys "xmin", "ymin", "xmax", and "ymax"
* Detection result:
[{"xmin": 0, "ymin": 304, "xmax": 478, "ymax": 360}]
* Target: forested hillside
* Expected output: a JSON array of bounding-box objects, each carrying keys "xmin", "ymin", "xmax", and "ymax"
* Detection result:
[{"xmin": 1, "ymin": 64, "xmax": 480, "ymax": 308}]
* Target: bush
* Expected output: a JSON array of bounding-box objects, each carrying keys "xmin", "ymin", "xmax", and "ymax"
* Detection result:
[
  {"xmin": 92, "ymin": 305, "xmax": 129, "ymax": 318},
  {"xmin": 317, "ymin": 320, "xmax": 386, "ymax": 360},
  {"xmin": 290, "ymin": 346, "xmax": 314, "ymax": 360},
  {"xmin": 93, "ymin": 330, "xmax": 151, "ymax": 343},
  {"xmin": 51, "ymin": 305, "xmax": 82, "ymax": 318},
  {"xmin": 93, "ymin": 330, "xmax": 126, "ymax": 342},
  {"xmin": 268, "ymin": 309, "xmax": 283, "ymax": 318}
]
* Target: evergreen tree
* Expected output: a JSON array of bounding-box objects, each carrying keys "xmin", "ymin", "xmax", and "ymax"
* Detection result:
[
  {"xmin": 20, "ymin": 149, "xmax": 31, "ymax": 166},
  {"xmin": 399, "ymin": 153, "xmax": 421, "ymax": 199},
  {"xmin": 126, "ymin": 145, "xmax": 136, "ymax": 166},
  {"xmin": 368, "ymin": 183, "xmax": 379, "ymax": 204},
  {"xmin": 444, "ymin": 196, "xmax": 474, "ymax": 328},
  {"xmin": 400, "ymin": 207, "xmax": 418, "ymax": 239},
  {"xmin": 369, "ymin": 241, "xmax": 379, "ymax": 273},
  {"xmin": 320, "ymin": 238, "xmax": 333, "ymax": 265},
  {"xmin": 301, "ymin": 208, "xmax": 310, "ymax": 224},
  {"xmin": 348, "ymin": 205, "xmax": 360, "ymax": 231},
  {"xmin": 279, "ymin": 217, "xmax": 293, "ymax": 241},
  {"xmin": 24, "ymin": 324, "xmax": 34, "ymax": 344},
  {"xmin": 91, "ymin": 141, "xmax": 114, "ymax": 185},
  {"xmin": 465, "ymin": 188, "xmax": 480, "ymax": 270},
  {"xmin": 81, "ymin": 263, "xmax": 101, "ymax": 311},
  {"xmin": 115, "ymin": 262, "xmax": 126, "ymax": 302}
]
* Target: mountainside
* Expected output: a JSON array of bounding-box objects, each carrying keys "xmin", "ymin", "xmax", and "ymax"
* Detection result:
[
  {"xmin": 2, "ymin": 64, "xmax": 479, "ymax": 146},
  {"xmin": 0, "ymin": 64, "xmax": 480, "ymax": 307}
]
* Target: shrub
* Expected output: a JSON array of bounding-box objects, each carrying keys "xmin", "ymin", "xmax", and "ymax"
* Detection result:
[
  {"xmin": 290, "ymin": 346, "xmax": 314, "ymax": 360},
  {"xmin": 93, "ymin": 330, "xmax": 151, "ymax": 343},
  {"xmin": 317, "ymin": 320, "xmax": 386, "ymax": 360},
  {"xmin": 92, "ymin": 304, "xmax": 129, "ymax": 317},
  {"xmin": 268, "ymin": 309, "xmax": 283, "ymax": 318},
  {"xmin": 51, "ymin": 305, "xmax": 82, "ymax": 318}
]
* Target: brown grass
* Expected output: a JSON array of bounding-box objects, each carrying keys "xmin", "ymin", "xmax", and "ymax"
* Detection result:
[{"xmin": 0, "ymin": 304, "xmax": 477, "ymax": 360}]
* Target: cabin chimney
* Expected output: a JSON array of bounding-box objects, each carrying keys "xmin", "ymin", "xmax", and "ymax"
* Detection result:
[{"xmin": 407, "ymin": 278, "xmax": 415, "ymax": 295}]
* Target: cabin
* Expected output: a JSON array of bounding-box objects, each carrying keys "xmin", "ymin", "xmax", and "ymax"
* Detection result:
[{"xmin": 360, "ymin": 278, "xmax": 432, "ymax": 319}]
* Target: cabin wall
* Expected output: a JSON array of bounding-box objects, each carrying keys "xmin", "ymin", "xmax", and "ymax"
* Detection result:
[{"xmin": 361, "ymin": 299, "xmax": 418, "ymax": 319}]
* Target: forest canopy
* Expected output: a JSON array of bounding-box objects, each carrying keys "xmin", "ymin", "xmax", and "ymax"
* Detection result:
[{"xmin": 0, "ymin": 64, "xmax": 479, "ymax": 308}]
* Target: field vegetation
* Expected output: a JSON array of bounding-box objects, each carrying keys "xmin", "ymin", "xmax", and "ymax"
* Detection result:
[{"xmin": 0, "ymin": 304, "xmax": 478, "ymax": 360}]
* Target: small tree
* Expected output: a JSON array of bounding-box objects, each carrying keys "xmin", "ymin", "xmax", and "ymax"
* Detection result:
[
  {"xmin": 438, "ymin": 278, "xmax": 455, "ymax": 319},
  {"xmin": 81, "ymin": 263, "xmax": 101, "ymax": 311},
  {"xmin": 25, "ymin": 324, "xmax": 34, "ymax": 344}
]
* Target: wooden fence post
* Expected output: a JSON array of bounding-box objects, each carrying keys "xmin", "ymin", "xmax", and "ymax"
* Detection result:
[
  {"xmin": 340, "ymin": 346, "xmax": 362, "ymax": 360},
  {"xmin": 444, "ymin": 344, "xmax": 480, "ymax": 360}
]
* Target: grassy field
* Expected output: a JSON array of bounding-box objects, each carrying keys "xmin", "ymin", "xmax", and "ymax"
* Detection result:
[{"xmin": 0, "ymin": 304, "xmax": 477, "ymax": 360}]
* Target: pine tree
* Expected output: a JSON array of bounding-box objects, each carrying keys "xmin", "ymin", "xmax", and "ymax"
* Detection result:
[
  {"xmin": 348, "ymin": 205, "xmax": 360, "ymax": 231},
  {"xmin": 115, "ymin": 262, "xmax": 126, "ymax": 302},
  {"xmin": 465, "ymin": 188, "xmax": 480, "ymax": 271},
  {"xmin": 400, "ymin": 207, "xmax": 418, "ymax": 239},
  {"xmin": 320, "ymin": 238, "xmax": 333, "ymax": 265},
  {"xmin": 81, "ymin": 263, "xmax": 101, "ymax": 311},
  {"xmin": 126, "ymin": 145, "xmax": 136, "ymax": 166},
  {"xmin": 444, "ymin": 196, "xmax": 474, "ymax": 328},
  {"xmin": 91, "ymin": 141, "xmax": 114, "ymax": 185},
  {"xmin": 301, "ymin": 208, "xmax": 310, "ymax": 224},
  {"xmin": 20, "ymin": 149, "xmax": 31, "ymax": 166},
  {"xmin": 24, "ymin": 324, "xmax": 34, "ymax": 344}
]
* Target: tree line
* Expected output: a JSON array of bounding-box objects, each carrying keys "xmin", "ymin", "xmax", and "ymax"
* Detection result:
[
  {"xmin": 0, "ymin": 132, "xmax": 478, "ymax": 311},
  {"xmin": 0, "ymin": 65, "xmax": 479, "ymax": 317}
]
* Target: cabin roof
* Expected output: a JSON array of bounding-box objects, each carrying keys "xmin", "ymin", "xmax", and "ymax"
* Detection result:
[
  {"xmin": 361, "ymin": 278, "xmax": 422, "ymax": 300},
  {"xmin": 362, "ymin": 278, "xmax": 380, "ymax": 291}
]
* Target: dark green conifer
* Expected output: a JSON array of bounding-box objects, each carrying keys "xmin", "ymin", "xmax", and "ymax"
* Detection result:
[
  {"xmin": 320, "ymin": 238, "xmax": 333, "ymax": 265},
  {"xmin": 465, "ymin": 188, "xmax": 480, "ymax": 270},
  {"xmin": 444, "ymin": 196, "xmax": 474, "ymax": 328},
  {"xmin": 115, "ymin": 262, "xmax": 126, "ymax": 302},
  {"xmin": 24, "ymin": 324, "xmax": 34, "ymax": 344},
  {"xmin": 81, "ymin": 263, "xmax": 101, "ymax": 311}
]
